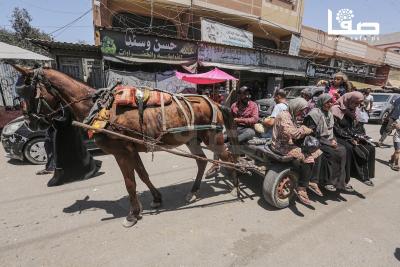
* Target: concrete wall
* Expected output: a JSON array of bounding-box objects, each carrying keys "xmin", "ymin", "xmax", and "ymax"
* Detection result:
[{"xmin": 94, "ymin": 0, "xmax": 305, "ymax": 45}]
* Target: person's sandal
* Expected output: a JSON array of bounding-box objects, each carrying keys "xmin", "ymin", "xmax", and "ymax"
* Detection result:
[
  {"xmin": 344, "ymin": 184, "xmax": 355, "ymax": 192},
  {"xmin": 363, "ymin": 180, "xmax": 374, "ymax": 186},
  {"xmin": 324, "ymin": 184, "xmax": 337, "ymax": 192},
  {"xmin": 308, "ymin": 182, "xmax": 323, "ymax": 196},
  {"xmin": 295, "ymin": 188, "xmax": 311, "ymax": 205}
]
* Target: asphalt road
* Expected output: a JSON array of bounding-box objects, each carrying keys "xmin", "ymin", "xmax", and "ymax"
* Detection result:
[{"xmin": 0, "ymin": 124, "xmax": 399, "ymax": 267}]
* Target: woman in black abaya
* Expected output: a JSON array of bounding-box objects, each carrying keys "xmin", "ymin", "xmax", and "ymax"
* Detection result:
[
  {"xmin": 47, "ymin": 108, "xmax": 102, "ymax": 187},
  {"xmin": 331, "ymin": 92, "xmax": 375, "ymax": 186},
  {"xmin": 303, "ymin": 94, "xmax": 354, "ymax": 192}
]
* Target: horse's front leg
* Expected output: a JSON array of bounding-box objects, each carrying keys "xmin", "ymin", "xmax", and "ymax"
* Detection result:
[
  {"xmin": 130, "ymin": 150, "xmax": 163, "ymax": 209},
  {"xmin": 115, "ymin": 154, "xmax": 142, "ymax": 228}
]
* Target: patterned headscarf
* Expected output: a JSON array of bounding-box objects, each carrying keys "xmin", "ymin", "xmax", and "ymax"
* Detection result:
[
  {"xmin": 331, "ymin": 91, "xmax": 364, "ymax": 120},
  {"xmin": 307, "ymin": 94, "xmax": 334, "ymax": 139},
  {"xmin": 316, "ymin": 93, "xmax": 333, "ymax": 109},
  {"xmin": 288, "ymin": 97, "xmax": 309, "ymax": 121}
]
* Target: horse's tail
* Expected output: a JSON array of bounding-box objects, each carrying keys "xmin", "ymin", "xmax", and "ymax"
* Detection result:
[{"xmin": 219, "ymin": 105, "xmax": 239, "ymax": 158}]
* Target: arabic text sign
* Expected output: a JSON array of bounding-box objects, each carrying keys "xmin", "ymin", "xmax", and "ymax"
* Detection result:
[
  {"xmin": 201, "ymin": 19, "xmax": 253, "ymax": 48},
  {"xmin": 100, "ymin": 29, "xmax": 197, "ymax": 60},
  {"xmin": 306, "ymin": 64, "xmax": 338, "ymax": 78},
  {"xmin": 327, "ymin": 9, "xmax": 380, "ymax": 35},
  {"xmin": 198, "ymin": 43, "xmax": 259, "ymax": 66},
  {"xmin": 288, "ymin": 34, "xmax": 302, "ymax": 56}
]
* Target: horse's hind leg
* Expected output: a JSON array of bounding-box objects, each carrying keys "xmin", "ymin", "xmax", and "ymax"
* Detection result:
[
  {"xmin": 114, "ymin": 153, "xmax": 142, "ymax": 228},
  {"xmin": 185, "ymin": 138, "xmax": 208, "ymax": 203},
  {"xmin": 130, "ymin": 150, "xmax": 162, "ymax": 209}
]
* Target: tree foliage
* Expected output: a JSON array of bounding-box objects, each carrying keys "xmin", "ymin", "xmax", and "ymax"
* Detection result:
[{"xmin": 0, "ymin": 7, "xmax": 52, "ymax": 57}]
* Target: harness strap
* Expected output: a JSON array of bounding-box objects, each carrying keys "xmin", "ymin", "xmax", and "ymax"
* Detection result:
[
  {"xmin": 41, "ymin": 98, "xmax": 55, "ymax": 113},
  {"xmin": 160, "ymin": 93, "xmax": 167, "ymax": 132},
  {"xmin": 199, "ymin": 95, "xmax": 218, "ymax": 127},
  {"xmin": 172, "ymin": 95, "xmax": 190, "ymax": 128},
  {"xmin": 181, "ymin": 96, "xmax": 195, "ymax": 128}
]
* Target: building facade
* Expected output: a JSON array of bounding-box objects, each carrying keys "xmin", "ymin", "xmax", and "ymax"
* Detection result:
[
  {"xmin": 93, "ymin": 0, "xmax": 308, "ymax": 97},
  {"xmin": 300, "ymin": 26, "xmax": 400, "ymax": 88}
]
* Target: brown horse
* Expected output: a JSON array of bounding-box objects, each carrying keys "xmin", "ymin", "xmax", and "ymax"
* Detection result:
[{"xmin": 12, "ymin": 65, "xmax": 238, "ymax": 227}]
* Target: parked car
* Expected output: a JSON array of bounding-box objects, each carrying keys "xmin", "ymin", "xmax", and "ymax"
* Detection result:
[
  {"xmin": 256, "ymin": 86, "xmax": 325, "ymax": 118},
  {"xmin": 369, "ymin": 93, "xmax": 400, "ymax": 123},
  {"xmin": 285, "ymin": 86, "xmax": 325, "ymax": 100},
  {"xmin": 0, "ymin": 107, "xmax": 22, "ymax": 132},
  {"xmin": 1, "ymin": 116, "xmax": 97, "ymax": 165}
]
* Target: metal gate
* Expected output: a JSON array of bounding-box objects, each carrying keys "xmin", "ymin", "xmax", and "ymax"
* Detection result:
[{"xmin": 0, "ymin": 63, "xmax": 19, "ymax": 108}]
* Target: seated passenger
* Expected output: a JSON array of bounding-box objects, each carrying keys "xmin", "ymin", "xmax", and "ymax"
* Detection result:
[
  {"xmin": 256, "ymin": 89, "xmax": 288, "ymax": 138},
  {"xmin": 231, "ymin": 86, "xmax": 259, "ymax": 143},
  {"xmin": 271, "ymin": 97, "xmax": 323, "ymax": 205},
  {"xmin": 389, "ymin": 117, "xmax": 400, "ymax": 171},
  {"xmin": 332, "ymin": 92, "xmax": 376, "ymax": 186},
  {"xmin": 303, "ymin": 94, "xmax": 354, "ymax": 192}
]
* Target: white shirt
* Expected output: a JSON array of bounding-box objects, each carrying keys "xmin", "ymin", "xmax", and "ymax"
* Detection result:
[
  {"xmin": 364, "ymin": 95, "xmax": 374, "ymax": 111},
  {"xmin": 270, "ymin": 103, "xmax": 288, "ymax": 118}
]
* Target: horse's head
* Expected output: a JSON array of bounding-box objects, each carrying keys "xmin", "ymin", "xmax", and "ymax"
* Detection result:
[{"xmin": 12, "ymin": 64, "xmax": 61, "ymax": 131}]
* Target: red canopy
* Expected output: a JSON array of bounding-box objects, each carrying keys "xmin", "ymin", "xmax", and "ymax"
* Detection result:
[{"xmin": 176, "ymin": 68, "xmax": 238, "ymax": 84}]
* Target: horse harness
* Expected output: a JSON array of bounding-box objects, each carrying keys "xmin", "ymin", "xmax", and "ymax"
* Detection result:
[{"xmin": 90, "ymin": 86, "xmax": 222, "ymax": 139}]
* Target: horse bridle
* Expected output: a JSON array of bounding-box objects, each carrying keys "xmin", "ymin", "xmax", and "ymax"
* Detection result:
[{"xmin": 28, "ymin": 67, "xmax": 67, "ymax": 125}]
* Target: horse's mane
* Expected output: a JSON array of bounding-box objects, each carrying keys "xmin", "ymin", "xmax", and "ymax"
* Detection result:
[{"xmin": 44, "ymin": 68, "xmax": 96, "ymax": 93}]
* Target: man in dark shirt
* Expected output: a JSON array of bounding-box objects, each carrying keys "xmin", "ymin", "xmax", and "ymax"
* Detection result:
[{"xmin": 231, "ymin": 86, "xmax": 259, "ymax": 143}]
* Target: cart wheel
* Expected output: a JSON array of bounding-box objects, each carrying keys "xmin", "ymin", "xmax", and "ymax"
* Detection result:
[{"xmin": 262, "ymin": 166, "xmax": 298, "ymax": 209}]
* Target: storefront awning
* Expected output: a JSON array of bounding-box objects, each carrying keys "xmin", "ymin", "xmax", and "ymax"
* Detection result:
[
  {"xmin": 283, "ymin": 70, "xmax": 307, "ymax": 77},
  {"xmin": 200, "ymin": 61, "xmax": 306, "ymax": 77},
  {"xmin": 0, "ymin": 41, "xmax": 52, "ymax": 61},
  {"xmin": 176, "ymin": 68, "xmax": 238, "ymax": 84}
]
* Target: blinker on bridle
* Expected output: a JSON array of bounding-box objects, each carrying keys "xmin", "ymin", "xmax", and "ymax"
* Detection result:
[{"xmin": 28, "ymin": 67, "xmax": 65, "ymax": 125}]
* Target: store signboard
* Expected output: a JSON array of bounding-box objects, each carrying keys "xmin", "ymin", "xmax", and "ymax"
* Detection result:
[
  {"xmin": 198, "ymin": 43, "xmax": 259, "ymax": 66},
  {"xmin": 201, "ymin": 18, "xmax": 253, "ymax": 48},
  {"xmin": 288, "ymin": 34, "xmax": 301, "ymax": 56},
  {"xmin": 307, "ymin": 63, "xmax": 338, "ymax": 78},
  {"xmin": 100, "ymin": 29, "xmax": 197, "ymax": 60}
]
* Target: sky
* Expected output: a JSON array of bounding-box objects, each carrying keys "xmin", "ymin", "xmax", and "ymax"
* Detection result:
[{"xmin": 0, "ymin": 0, "xmax": 398, "ymax": 45}]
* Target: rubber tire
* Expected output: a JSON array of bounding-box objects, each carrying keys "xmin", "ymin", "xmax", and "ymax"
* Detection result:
[
  {"xmin": 23, "ymin": 137, "xmax": 47, "ymax": 165},
  {"xmin": 262, "ymin": 165, "xmax": 298, "ymax": 209},
  {"xmin": 380, "ymin": 111, "xmax": 389, "ymax": 125}
]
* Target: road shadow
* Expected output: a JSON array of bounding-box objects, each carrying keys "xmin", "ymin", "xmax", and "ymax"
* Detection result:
[
  {"xmin": 7, "ymin": 158, "xmax": 33, "ymax": 166},
  {"xmin": 394, "ymin": 248, "xmax": 400, "ymax": 261},
  {"xmin": 63, "ymin": 178, "xmax": 242, "ymax": 221},
  {"xmin": 376, "ymin": 158, "xmax": 390, "ymax": 167},
  {"xmin": 238, "ymin": 169, "xmax": 366, "ymax": 216},
  {"xmin": 63, "ymin": 195, "xmax": 127, "ymax": 221}
]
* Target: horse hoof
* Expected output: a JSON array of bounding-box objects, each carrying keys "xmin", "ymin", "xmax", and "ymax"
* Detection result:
[
  {"xmin": 185, "ymin": 192, "xmax": 197, "ymax": 203},
  {"xmin": 230, "ymin": 188, "xmax": 239, "ymax": 198},
  {"xmin": 122, "ymin": 217, "xmax": 138, "ymax": 228},
  {"xmin": 150, "ymin": 201, "xmax": 162, "ymax": 209}
]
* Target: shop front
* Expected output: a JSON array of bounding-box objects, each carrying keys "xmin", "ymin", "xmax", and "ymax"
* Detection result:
[
  {"xmin": 197, "ymin": 43, "xmax": 308, "ymax": 99},
  {"xmin": 99, "ymin": 28, "xmax": 198, "ymax": 93}
]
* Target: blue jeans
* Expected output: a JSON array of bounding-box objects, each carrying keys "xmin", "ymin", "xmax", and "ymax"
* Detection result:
[{"xmin": 237, "ymin": 126, "xmax": 256, "ymax": 144}]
